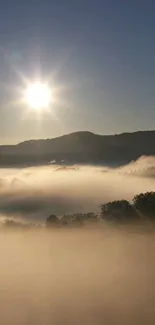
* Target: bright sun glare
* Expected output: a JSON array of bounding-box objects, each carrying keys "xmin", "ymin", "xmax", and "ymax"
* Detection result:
[{"xmin": 26, "ymin": 82, "xmax": 51, "ymax": 109}]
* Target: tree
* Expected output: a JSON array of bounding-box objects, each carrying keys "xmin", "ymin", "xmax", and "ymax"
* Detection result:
[
  {"xmin": 100, "ymin": 200, "xmax": 136, "ymax": 222},
  {"xmin": 3, "ymin": 219, "xmax": 29, "ymax": 230},
  {"xmin": 60, "ymin": 214, "xmax": 72, "ymax": 226},
  {"xmin": 60, "ymin": 213, "xmax": 86, "ymax": 227},
  {"xmin": 60, "ymin": 212, "xmax": 99, "ymax": 227},
  {"xmin": 72, "ymin": 213, "xmax": 84, "ymax": 226},
  {"xmin": 83, "ymin": 212, "xmax": 98, "ymax": 223},
  {"xmin": 46, "ymin": 214, "xmax": 59, "ymax": 227},
  {"xmin": 133, "ymin": 192, "xmax": 155, "ymax": 219}
]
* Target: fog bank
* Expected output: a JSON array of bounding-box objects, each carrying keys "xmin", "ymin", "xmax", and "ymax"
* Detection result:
[{"xmin": 0, "ymin": 155, "xmax": 155, "ymax": 221}]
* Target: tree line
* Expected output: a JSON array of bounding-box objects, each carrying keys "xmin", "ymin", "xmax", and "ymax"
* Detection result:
[
  {"xmin": 46, "ymin": 191, "xmax": 155, "ymax": 227},
  {"xmin": 2, "ymin": 191, "xmax": 155, "ymax": 230}
]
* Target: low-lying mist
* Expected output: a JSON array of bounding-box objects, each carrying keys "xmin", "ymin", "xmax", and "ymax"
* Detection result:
[
  {"xmin": 0, "ymin": 227, "xmax": 155, "ymax": 324},
  {"xmin": 1, "ymin": 156, "xmax": 155, "ymax": 324},
  {"xmin": 0, "ymin": 155, "xmax": 155, "ymax": 222}
]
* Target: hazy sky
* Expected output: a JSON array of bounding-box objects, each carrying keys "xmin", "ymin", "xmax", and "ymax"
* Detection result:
[{"xmin": 0, "ymin": 0, "xmax": 155, "ymax": 143}]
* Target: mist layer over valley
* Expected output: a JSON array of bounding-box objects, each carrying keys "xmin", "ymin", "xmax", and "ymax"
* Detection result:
[
  {"xmin": 0, "ymin": 156, "xmax": 155, "ymax": 324},
  {"xmin": 0, "ymin": 155, "xmax": 155, "ymax": 222}
]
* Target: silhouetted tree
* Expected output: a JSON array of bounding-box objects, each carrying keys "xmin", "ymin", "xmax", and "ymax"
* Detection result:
[
  {"xmin": 60, "ymin": 213, "xmax": 84, "ymax": 227},
  {"xmin": 72, "ymin": 213, "xmax": 84, "ymax": 226},
  {"xmin": 3, "ymin": 219, "xmax": 29, "ymax": 230},
  {"xmin": 133, "ymin": 192, "xmax": 155, "ymax": 219},
  {"xmin": 83, "ymin": 212, "xmax": 98, "ymax": 223},
  {"xmin": 100, "ymin": 200, "xmax": 136, "ymax": 222},
  {"xmin": 60, "ymin": 214, "xmax": 72, "ymax": 226},
  {"xmin": 46, "ymin": 214, "xmax": 59, "ymax": 227},
  {"xmin": 60, "ymin": 212, "xmax": 98, "ymax": 227}
]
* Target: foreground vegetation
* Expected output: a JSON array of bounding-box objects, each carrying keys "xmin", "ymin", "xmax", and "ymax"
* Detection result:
[{"xmin": 2, "ymin": 191, "xmax": 155, "ymax": 230}]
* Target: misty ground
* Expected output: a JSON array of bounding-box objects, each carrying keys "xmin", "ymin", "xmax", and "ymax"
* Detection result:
[
  {"xmin": 0, "ymin": 156, "xmax": 155, "ymax": 324},
  {"xmin": 0, "ymin": 227, "xmax": 155, "ymax": 324}
]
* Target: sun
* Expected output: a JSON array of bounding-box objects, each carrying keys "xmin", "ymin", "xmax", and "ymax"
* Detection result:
[{"xmin": 25, "ymin": 82, "xmax": 51, "ymax": 109}]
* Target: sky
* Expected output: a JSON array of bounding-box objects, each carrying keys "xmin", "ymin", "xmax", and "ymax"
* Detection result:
[{"xmin": 0, "ymin": 0, "xmax": 155, "ymax": 143}]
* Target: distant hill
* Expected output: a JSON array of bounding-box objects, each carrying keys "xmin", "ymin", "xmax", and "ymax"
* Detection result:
[{"xmin": 0, "ymin": 130, "xmax": 155, "ymax": 166}]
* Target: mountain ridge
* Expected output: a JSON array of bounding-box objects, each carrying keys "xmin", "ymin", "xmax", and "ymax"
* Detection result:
[
  {"xmin": 0, "ymin": 130, "xmax": 155, "ymax": 166},
  {"xmin": 16, "ymin": 129, "xmax": 155, "ymax": 145}
]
